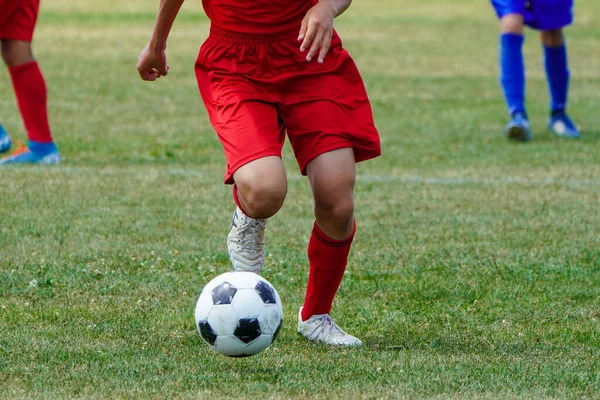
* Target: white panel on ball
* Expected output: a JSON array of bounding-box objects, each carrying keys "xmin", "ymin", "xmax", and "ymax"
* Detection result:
[
  {"xmin": 231, "ymin": 289, "xmax": 265, "ymax": 319},
  {"xmin": 194, "ymin": 290, "xmax": 214, "ymax": 321},
  {"xmin": 207, "ymin": 305, "xmax": 238, "ymax": 336},
  {"xmin": 215, "ymin": 335, "xmax": 248, "ymax": 357},
  {"xmin": 259, "ymin": 304, "xmax": 283, "ymax": 335},
  {"xmin": 225, "ymin": 271, "xmax": 260, "ymax": 290},
  {"xmin": 245, "ymin": 335, "xmax": 274, "ymax": 356}
]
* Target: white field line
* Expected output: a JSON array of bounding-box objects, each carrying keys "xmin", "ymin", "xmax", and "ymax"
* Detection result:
[{"xmin": 14, "ymin": 166, "xmax": 600, "ymax": 187}]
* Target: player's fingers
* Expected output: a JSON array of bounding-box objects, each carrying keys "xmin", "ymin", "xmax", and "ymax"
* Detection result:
[
  {"xmin": 306, "ymin": 29, "xmax": 324, "ymax": 62},
  {"xmin": 158, "ymin": 63, "xmax": 169, "ymax": 76},
  {"xmin": 140, "ymin": 69, "xmax": 158, "ymax": 81},
  {"xmin": 317, "ymin": 29, "xmax": 333, "ymax": 63},
  {"xmin": 298, "ymin": 15, "xmax": 309, "ymax": 41},
  {"xmin": 300, "ymin": 22, "xmax": 317, "ymax": 52}
]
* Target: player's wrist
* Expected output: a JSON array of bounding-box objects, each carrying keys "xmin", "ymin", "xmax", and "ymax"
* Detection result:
[
  {"xmin": 148, "ymin": 35, "xmax": 167, "ymax": 53},
  {"xmin": 319, "ymin": 0, "xmax": 351, "ymax": 17},
  {"xmin": 149, "ymin": 43, "xmax": 166, "ymax": 53},
  {"xmin": 319, "ymin": 0, "xmax": 339, "ymax": 17}
]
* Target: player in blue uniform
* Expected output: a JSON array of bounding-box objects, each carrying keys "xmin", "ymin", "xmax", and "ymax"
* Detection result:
[{"xmin": 491, "ymin": 0, "xmax": 580, "ymax": 141}]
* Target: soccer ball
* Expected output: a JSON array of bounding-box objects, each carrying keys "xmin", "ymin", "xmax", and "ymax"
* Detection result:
[{"xmin": 194, "ymin": 271, "xmax": 283, "ymax": 357}]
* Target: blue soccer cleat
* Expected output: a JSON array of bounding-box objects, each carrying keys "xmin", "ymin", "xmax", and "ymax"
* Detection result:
[
  {"xmin": 0, "ymin": 144, "xmax": 61, "ymax": 165},
  {"xmin": 504, "ymin": 113, "xmax": 532, "ymax": 142},
  {"xmin": 0, "ymin": 124, "xmax": 11, "ymax": 154},
  {"xmin": 549, "ymin": 113, "xmax": 580, "ymax": 139}
]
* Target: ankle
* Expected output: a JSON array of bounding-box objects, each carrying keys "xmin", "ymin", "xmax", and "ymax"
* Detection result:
[{"xmin": 28, "ymin": 140, "xmax": 58, "ymax": 156}]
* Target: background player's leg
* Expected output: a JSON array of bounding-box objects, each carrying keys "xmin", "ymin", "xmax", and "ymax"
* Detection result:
[
  {"xmin": 498, "ymin": 14, "xmax": 531, "ymax": 141},
  {"xmin": 298, "ymin": 148, "xmax": 361, "ymax": 346},
  {"xmin": 540, "ymin": 29, "xmax": 579, "ymax": 138},
  {"xmin": 1, "ymin": 39, "xmax": 60, "ymax": 164},
  {"xmin": 227, "ymin": 156, "xmax": 287, "ymax": 273}
]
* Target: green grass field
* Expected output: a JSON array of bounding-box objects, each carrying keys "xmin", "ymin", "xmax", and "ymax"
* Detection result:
[{"xmin": 1, "ymin": 0, "xmax": 599, "ymax": 398}]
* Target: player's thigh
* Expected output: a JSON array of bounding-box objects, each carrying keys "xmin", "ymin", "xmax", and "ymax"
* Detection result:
[
  {"xmin": 491, "ymin": 0, "xmax": 526, "ymax": 19},
  {"xmin": 209, "ymin": 99, "xmax": 286, "ymax": 185},
  {"xmin": 530, "ymin": 0, "xmax": 574, "ymax": 30},
  {"xmin": 280, "ymin": 52, "xmax": 380, "ymax": 177},
  {"xmin": 196, "ymin": 71, "xmax": 286, "ymax": 185}
]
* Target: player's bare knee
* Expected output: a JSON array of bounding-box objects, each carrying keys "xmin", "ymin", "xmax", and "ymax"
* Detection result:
[
  {"xmin": 0, "ymin": 40, "xmax": 34, "ymax": 67},
  {"xmin": 315, "ymin": 198, "xmax": 354, "ymax": 227},
  {"xmin": 239, "ymin": 180, "xmax": 286, "ymax": 219},
  {"xmin": 499, "ymin": 14, "xmax": 524, "ymax": 35},
  {"xmin": 541, "ymin": 29, "xmax": 564, "ymax": 47}
]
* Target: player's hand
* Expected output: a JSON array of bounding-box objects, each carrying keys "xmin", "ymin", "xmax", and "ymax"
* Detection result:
[
  {"xmin": 137, "ymin": 45, "xmax": 169, "ymax": 81},
  {"xmin": 298, "ymin": 1, "xmax": 338, "ymax": 63}
]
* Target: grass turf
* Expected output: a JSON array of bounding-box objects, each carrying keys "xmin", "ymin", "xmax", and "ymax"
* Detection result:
[{"xmin": 1, "ymin": 0, "xmax": 599, "ymax": 398}]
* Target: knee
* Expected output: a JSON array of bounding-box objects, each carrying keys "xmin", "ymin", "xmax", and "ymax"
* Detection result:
[
  {"xmin": 541, "ymin": 29, "xmax": 564, "ymax": 47},
  {"xmin": 500, "ymin": 14, "xmax": 525, "ymax": 35},
  {"xmin": 315, "ymin": 196, "xmax": 355, "ymax": 228},
  {"xmin": 1, "ymin": 40, "xmax": 34, "ymax": 67},
  {"xmin": 237, "ymin": 178, "xmax": 287, "ymax": 219}
]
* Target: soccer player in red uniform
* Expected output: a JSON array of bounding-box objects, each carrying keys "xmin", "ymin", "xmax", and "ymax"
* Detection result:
[
  {"xmin": 138, "ymin": 0, "xmax": 380, "ymax": 346},
  {"xmin": 0, "ymin": 0, "xmax": 60, "ymax": 164}
]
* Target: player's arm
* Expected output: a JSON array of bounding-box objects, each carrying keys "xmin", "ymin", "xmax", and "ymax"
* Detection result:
[
  {"xmin": 299, "ymin": 0, "xmax": 352, "ymax": 63},
  {"xmin": 137, "ymin": 0, "xmax": 185, "ymax": 81}
]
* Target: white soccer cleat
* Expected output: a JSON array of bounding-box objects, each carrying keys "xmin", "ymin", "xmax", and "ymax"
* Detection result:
[
  {"xmin": 227, "ymin": 206, "xmax": 267, "ymax": 273},
  {"xmin": 297, "ymin": 307, "xmax": 363, "ymax": 346}
]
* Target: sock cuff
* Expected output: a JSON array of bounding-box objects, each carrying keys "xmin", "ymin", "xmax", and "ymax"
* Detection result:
[
  {"xmin": 500, "ymin": 33, "xmax": 525, "ymax": 44},
  {"xmin": 232, "ymin": 185, "xmax": 250, "ymax": 217},
  {"xmin": 8, "ymin": 61, "xmax": 39, "ymax": 75},
  {"xmin": 28, "ymin": 140, "xmax": 57, "ymax": 153},
  {"xmin": 312, "ymin": 220, "xmax": 356, "ymax": 248},
  {"xmin": 543, "ymin": 42, "xmax": 566, "ymax": 50}
]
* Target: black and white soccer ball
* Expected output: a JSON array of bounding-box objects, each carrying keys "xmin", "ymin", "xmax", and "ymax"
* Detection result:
[{"xmin": 194, "ymin": 271, "xmax": 283, "ymax": 357}]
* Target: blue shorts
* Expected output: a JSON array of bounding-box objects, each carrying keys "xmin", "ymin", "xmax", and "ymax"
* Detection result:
[{"xmin": 491, "ymin": 0, "xmax": 574, "ymax": 30}]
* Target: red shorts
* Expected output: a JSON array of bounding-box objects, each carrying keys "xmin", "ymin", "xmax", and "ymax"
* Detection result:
[
  {"xmin": 0, "ymin": 0, "xmax": 39, "ymax": 42},
  {"xmin": 195, "ymin": 26, "xmax": 381, "ymax": 184}
]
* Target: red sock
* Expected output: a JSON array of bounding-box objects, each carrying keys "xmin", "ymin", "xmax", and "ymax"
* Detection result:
[
  {"xmin": 232, "ymin": 185, "xmax": 249, "ymax": 216},
  {"xmin": 9, "ymin": 61, "xmax": 54, "ymax": 143},
  {"xmin": 301, "ymin": 220, "xmax": 356, "ymax": 321}
]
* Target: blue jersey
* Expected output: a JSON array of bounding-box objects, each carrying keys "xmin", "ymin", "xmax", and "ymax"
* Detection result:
[{"xmin": 491, "ymin": 0, "xmax": 574, "ymax": 30}]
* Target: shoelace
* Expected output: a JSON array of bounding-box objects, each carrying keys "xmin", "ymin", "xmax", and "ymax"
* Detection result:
[
  {"xmin": 235, "ymin": 217, "xmax": 266, "ymax": 253},
  {"xmin": 308, "ymin": 315, "xmax": 341, "ymax": 340}
]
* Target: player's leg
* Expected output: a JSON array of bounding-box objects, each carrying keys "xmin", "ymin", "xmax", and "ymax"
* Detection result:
[
  {"xmin": 540, "ymin": 28, "xmax": 579, "ymax": 137},
  {"xmin": 0, "ymin": 0, "xmax": 60, "ymax": 164},
  {"xmin": 296, "ymin": 148, "xmax": 362, "ymax": 346},
  {"xmin": 0, "ymin": 0, "xmax": 19, "ymax": 154},
  {"xmin": 494, "ymin": 3, "xmax": 532, "ymax": 141},
  {"xmin": 281, "ymin": 30, "xmax": 380, "ymax": 345},
  {"xmin": 195, "ymin": 33, "xmax": 289, "ymax": 273},
  {"xmin": 227, "ymin": 156, "xmax": 287, "ymax": 273}
]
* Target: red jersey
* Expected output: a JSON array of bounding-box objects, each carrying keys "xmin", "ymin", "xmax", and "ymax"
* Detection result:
[{"xmin": 202, "ymin": 0, "xmax": 318, "ymax": 34}]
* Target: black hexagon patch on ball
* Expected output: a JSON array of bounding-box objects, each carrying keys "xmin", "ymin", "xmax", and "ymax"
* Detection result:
[
  {"xmin": 212, "ymin": 282, "xmax": 237, "ymax": 305},
  {"xmin": 234, "ymin": 318, "xmax": 261, "ymax": 343},
  {"xmin": 198, "ymin": 320, "xmax": 217, "ymax": 345},
  {"xmin": 255, "ymin": 281, "xmax": 277, "ymax": 304},
  {"xmin": 273, "ymin": 319, "xmax": 283, "ymax": 341}
]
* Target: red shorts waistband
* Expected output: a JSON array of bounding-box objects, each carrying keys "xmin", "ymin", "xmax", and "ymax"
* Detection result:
[{"xmin": 208, "ymin": 25, "xmax": 298, "ymax": 44}]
